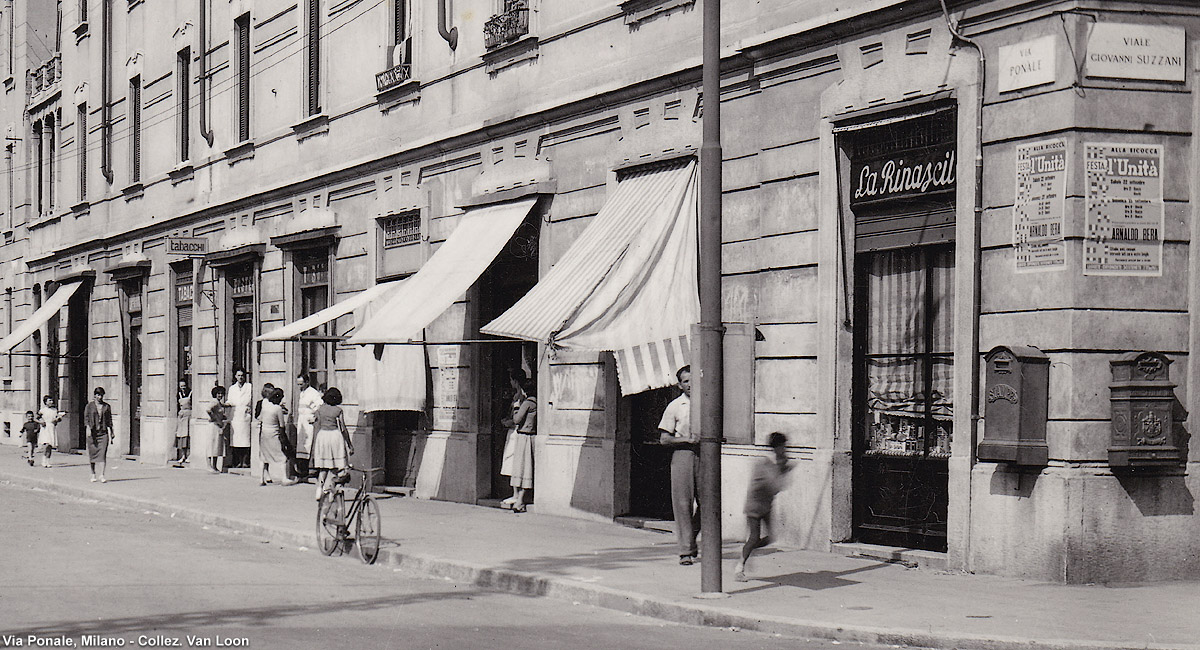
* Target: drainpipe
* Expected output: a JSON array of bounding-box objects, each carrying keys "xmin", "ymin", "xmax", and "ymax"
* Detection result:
[
  {"xmin": 198, "ymin": 0, "xmax": 214, "ymax": 146},
  {"xmin": 99, "ymin": 0, "xmax": 112, "ymax": 184},
  {"xmin": 437, "ymin": 0, "xmax": 458, "ymax": 50}
]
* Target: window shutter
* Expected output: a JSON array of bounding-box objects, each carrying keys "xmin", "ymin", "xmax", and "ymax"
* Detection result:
[
  {"xmin": 77, "ymin": 104, "xmax": 86, "ymax": 200},
  {"xmin": 178, "ymin": 50, "xmax": 190, "ymax": 161},
  {"xmin": 130, "ymin": 77, "xmax": 141, "ymax": 182},
  {"xmin": 854, "ymin": 204, "xmax": 956, "ymax": 252},
  {"xmin": 307, "ymin": 0, "xmax": 320, "ymax": 115},
  {"xmin": 237, "ymin": 15, "xmax": 250, "ymax": 141}
]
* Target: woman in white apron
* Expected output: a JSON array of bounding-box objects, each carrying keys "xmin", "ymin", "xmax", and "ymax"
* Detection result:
[
  {"xmin": 294, "ymin": 372, "xmax": 324, "ymax": 483},
  {"xmin": 227, "ymin": 369, "xmax": 254, "ymax": 468}
]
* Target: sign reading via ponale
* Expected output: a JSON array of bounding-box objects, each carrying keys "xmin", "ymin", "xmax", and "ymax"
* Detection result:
[
  {"xmin": 166, "ymin": 237, "xmax": 209, "ymax": 257},
  {"xmin": 850, "ymin": 144, "xmax": 957, "ymax": 206}
]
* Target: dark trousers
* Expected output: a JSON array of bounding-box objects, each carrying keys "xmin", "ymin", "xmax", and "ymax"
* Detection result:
[{"xmin": 670, "ymin": 447, "xmax": 701, "ymax": 558}]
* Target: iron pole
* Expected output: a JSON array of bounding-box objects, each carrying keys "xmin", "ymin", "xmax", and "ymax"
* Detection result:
[{"xmin": 698, "ymin": 0, "xmax": 724, "ymax": 596}]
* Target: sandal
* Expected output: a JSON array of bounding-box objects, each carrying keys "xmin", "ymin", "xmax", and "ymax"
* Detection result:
[{"xmin": 511, "ymin": 503, "xmax": 527, "ymax": 513}]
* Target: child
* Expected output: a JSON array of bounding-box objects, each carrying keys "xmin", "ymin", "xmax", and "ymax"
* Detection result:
[
  {"xmin": 206, "ymin": 386, "xmax": 230, "ymax": 474},
  {"xmin": 734, "ymin": 432, "xmax": 792, "ymax": 582},
  {"xmin": 20, "ymin": 411, "xmax": 40, "ymax": 466},
  {"xmin": 37, "ymin": 396, "xmax": 63, "ymax": 468}
]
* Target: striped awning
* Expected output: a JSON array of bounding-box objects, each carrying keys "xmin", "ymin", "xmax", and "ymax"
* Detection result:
[
  {"xmin": 482, "ymin": 159, "xmax": 699, "ymax": 395},
  {"xmin": 255, "ymin": 280, "xmax": 403, "ymax": 341},
  {"xmin": 348, "ymin": 197, "xmax": 537, "ymax": 345},
  {"xmin": 0, "ymin": 280, "xmax": 83, "ymax": 353}
]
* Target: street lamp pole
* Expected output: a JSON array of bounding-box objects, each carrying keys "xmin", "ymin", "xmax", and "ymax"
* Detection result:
[{"xmin": 697, "ymin": 0, "xmax": 724, "ymax": 596}]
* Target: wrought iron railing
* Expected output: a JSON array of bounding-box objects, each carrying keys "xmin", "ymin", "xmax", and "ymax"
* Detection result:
[
  {"xmin": 484, "ymin": 0, "xmax": 529, "ymax": 50},
  {"xmin": 375, "ymin": 63, "xmax": 412, "ymax": 93}
]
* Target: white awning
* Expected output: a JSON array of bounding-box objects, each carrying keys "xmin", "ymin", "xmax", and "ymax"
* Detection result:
[
  {"xmin": 482, "ymin": 159, "xmax": 699, "ymax": 394},
  {"xmin": 348, "ymin": 197, "xmax": 537, "ymax": 345},
  {"xmin": 0, "ymin": 281, "xmax": 84, "ymax": 353},
  {"xmin": 256, "ymin": 280, "xmax": 403, "ymax": 342}
]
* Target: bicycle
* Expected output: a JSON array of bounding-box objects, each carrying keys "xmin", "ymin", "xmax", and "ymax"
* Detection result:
[{"xmin": 316, "ymin": 466, "xmax": 384, "ymax": 564}]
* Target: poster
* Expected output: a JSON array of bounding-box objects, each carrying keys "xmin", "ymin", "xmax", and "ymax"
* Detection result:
[
  {"xmin": 1084, "ymin": 143, "xmax": 1164, "ymax": 276},
  {"xmin": 1014, "ymin": 139, "xmax": 1067, "ymax": 272}
]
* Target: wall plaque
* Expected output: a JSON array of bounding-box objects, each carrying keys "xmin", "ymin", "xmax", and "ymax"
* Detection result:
[
  {"xmin": 1086, "ymin": 23, "xmax": 1185, "ymax": 82},
  {"xmin": 998, "ymin": 35, "xmax": 1057, "ymax": 93}
]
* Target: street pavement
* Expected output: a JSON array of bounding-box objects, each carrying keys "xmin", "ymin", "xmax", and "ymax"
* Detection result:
[
  {"xmin": 0, "ymin": 447, "xmax": 1195, "ymax": 650},
  {"xmin": 0, "ymin": 482, "xmax": 879, "ymax": 650}
]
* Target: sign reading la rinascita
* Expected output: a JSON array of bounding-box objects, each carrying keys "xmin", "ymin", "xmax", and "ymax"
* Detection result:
[
  {"xmin": 166, "ymin": 237, "xmax": 208, "ymax": 257},
  {"xmin": 850, "ymin": 145, "xmax": 956, "ymax": 206}
]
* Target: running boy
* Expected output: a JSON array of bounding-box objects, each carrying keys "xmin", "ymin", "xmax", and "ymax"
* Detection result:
[{"xmin": 734, "ymin": 432, "xmax": 792, "ymax": 582}]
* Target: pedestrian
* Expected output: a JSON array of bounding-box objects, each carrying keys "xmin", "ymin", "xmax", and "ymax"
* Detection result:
[
  {"xmin": 734, "ymin": 432, "xmax": 793, "ymax": 582},
  {"xmin": 205, "ymin": 385, "xmax": 230, "ymax": 474},
  {"xmin": 174, "ymin": 379, "xmax": 192, "ymax": 467},
  {"xmin": 37, "ymin": 396, "xmax": 63, "ymax": 468},
  {"xmin": 500, "ymin": 374, "xmax": 536, "ymax": 513},
  {"xmin": 20, "ymin": 410, "xmax": 39, "ymax": 466},
  {"xmin": 227, "ymin": 369, "xmax": 254, "ymax": 468},
  {"xmin": 658, "ymin": 365, "xmax": 700, "ymax": 565},
  {"xmin": 294, "ymin": 372, "xmax": 324, "ymax": 484},
  {"xmin": 83, "ymin": 387, "xmax": 114, "ymax": 483},
  {"xmin": 310, "ymin": 386, "xmax": 353, "ymax": 501},
  {"xmin": 252, "ymin": 382, "xmax": 275, "ymax": 477},
  {"xmin": 258, "ymin": 388, "xmax": 291, "ymax": 486}
]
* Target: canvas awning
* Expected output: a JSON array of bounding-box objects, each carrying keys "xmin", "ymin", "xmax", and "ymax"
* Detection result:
[
  {"xmin": 348, "ymin": 197, "xmax": 537, "ymax": 345},
  {"xmin": 354, "ymin": 298, "xmax": 428, "ymax": 413},
  {"xmin": 0, "ymin": 280, "xmax": 84, "ymax": 353},
  {"xmin": 481, "ymin": 159, "xmax": 699, "ymax": 394},
  {"xmin": 255, "ymin": 280, "xmax": 403, "ymax": 341}
]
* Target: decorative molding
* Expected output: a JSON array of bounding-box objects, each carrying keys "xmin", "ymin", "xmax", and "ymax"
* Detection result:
[
  {"xmin": 482, "ymin": 36, "xmax": 539, "ymax": 76},
  {"xmin": 620, "ymin": 0, "xmax": 694, "ymax": 27},
  {"xmin": 292, "ymin": 113, "xmax": 330, "ymax": 142}
]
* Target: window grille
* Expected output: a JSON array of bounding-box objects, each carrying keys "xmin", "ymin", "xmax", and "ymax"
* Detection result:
[{"xmin": 381, "ymin": 212, "xmax": 420, "ymax": 248}]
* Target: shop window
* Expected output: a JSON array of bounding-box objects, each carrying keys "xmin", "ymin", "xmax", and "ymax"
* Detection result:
[
  {"xmin": 227, "ymin": 264, "xmax": 255, "ymax": 378},
  {"xmin": 296, "ymin": 251, "xmax": 330, "ymax": 388},
  {"xmin": 174, "ymin": 264, "xmax": 194, "ymax": 379}
]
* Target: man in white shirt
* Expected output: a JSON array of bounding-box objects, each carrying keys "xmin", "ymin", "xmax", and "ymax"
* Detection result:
[
  {"xmin": 293, "ymin": 372, "xmax": 324, "ymax": 483},
  {"xmin": 658, "ymin": 365, "xmax": 700, "ymax": 565}
]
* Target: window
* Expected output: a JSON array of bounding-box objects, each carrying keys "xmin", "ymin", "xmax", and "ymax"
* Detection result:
[
  {"xmin": 4, "ymin": 143, "xmax": 12, "ymax": 228},
  {"xmin": 227, "ymin": 264, "xmax": 255, "ymax": 378},
  {"xmin": 78, "ymin": 0, "xmax": 85, "ymax": 24},
  {"xmin": 175, "ymin": 265, "xmax": 194, "ymax": 379},
  {"xmin": 47, "ymin": 111, "xmax": 55, "ymax": 212},
  {"xmin": 77, "ymin": 103, "xmax": 86, "ymax": 201},
  {"xmin": 235, "ymin": 14, "xmax": 250, "ymax": 141},
  {"xmin": 391, "ymin": 0, "xmax": 410, "ymax": 66},
  {"xmin": 305, "ymin": 0, "xmax": 320, "ymax": 116},
  {"xmin": 177, "ymin": 48, "xmax": 190, "ymax": 162},
  {"xmin": 296, "ymin": 251, "xmax": 330, "ymax": 387},
  {"xmin": 129, "ymin": 76, "xmax": 141, "ymax": 182},
  {"xmin": 32, "ymin": 121, "xmax": 43, "ymax": 214},
  {"xmin": 4, "ymin": 287, "xmax": 11, "ymax": 376},
  {"xmin": 381, "ymin": 212, "xmax": 420, "ymax": 248}
]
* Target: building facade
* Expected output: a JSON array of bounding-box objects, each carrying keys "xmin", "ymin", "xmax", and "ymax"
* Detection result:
[{"xmin": 0, "ymin": 0, "xmax": 1197, "ymax": 583}]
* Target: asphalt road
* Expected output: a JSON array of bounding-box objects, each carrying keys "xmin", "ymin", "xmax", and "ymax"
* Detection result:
[{"xmin": 0, "ymin": 481, "xmax": 891, "ymax": 650}]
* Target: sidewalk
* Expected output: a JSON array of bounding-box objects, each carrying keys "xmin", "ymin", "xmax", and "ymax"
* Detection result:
[{"xmin": 1, "ymin": 449, "xmax": 1192, "ymax": 650}]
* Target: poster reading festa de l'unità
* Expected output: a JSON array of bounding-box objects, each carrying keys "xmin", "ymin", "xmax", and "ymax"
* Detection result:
[
  {"xmin": 1084, "ymin": 143, "xmax": 1165, "ymax": 276},
  {"xmin": 1014, "ymin": 139, "xmax": 1067, "ymax": 272}
]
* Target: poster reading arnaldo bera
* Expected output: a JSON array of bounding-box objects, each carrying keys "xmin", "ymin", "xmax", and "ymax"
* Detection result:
[
  {"xmin": 1084, "ymin": 143, "xmax": 1164, "ymax": 276},
  {"xmin": 1014, "ymin": 139, "xmax": 1067, "ymax": 272}
]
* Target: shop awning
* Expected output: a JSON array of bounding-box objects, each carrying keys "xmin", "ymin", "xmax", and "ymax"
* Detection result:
[
  {"xmin": 348, "ymin": 196, "xmax": 538, "ymax": 345},
  {"xmin": 255, "ymin": 280, "xmax": 403, "ymax": 342},
  {"xmin": 0, "ymin": 280, "xmax": 84, "ymax": 353},
  {"xmin": 355, "ymin": 298, "xmax": 427, "ymax": 413},
  {"xmin": 481, "ymin": 159, "xmax": 699, "ymax": 394}
]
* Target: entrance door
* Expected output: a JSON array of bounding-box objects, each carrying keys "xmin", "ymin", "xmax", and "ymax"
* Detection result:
[
  {"xmin": 67, "ymin": 284, "xmax": 90, "ymax": 450},
  {"xmin": 623, "ymin": 387, "xmax": 676, "ymax": 520},
  {"xmin": 128, "ymin": 323, "xmax": 142, "ymax": 455},
  {"xmin": 852, "ymin": 245, "xmax": 953, "ymax": 551},
  {"xmin": 228, "ymin": 265, "xmax": 256, "ymax": 378}
]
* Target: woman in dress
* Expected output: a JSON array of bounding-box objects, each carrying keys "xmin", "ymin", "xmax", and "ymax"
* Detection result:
[
  {"xmin": 310, "ymin": 387, "xmax": 353, "ymax": 500},
  {"xmin": 37, "ymin": 395, "xmax": 63, "ymax": 468},
  {"xmin": 83, "ymin": 387, "xmax": 114, "ymax": 483},
  {"xmin": 258, "ymin": 388, "xmax": 290, "ymax": 486},
  {"xmin": 174, "ymin": 379, "xmax": 192, "ymax": 467},
  {"xmin": 501, "ymin": 375, "xmax": 536, "ymax": 513},
  {"xmin": 227, "ymin": 369, "xmax": 254, "ymax": 468},
  {"xmin": 205, "ymin": 385, "xmax": 230, "ymax": 474}
]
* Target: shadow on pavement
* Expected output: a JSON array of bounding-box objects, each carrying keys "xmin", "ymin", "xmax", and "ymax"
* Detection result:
[{"xmin": 728, "ymin": 562, "xmax": 891, "ymax": 593}]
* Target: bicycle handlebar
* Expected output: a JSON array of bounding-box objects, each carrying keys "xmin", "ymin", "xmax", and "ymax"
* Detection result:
[{"xmin": 346, "ymin": 466, "xmax": 384, "ymax": 476}]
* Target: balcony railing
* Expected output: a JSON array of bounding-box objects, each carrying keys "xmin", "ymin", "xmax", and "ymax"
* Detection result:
[
  {"xmin": 27, "ymin": 52, "xmax": 62, "ymax": 102},
  {"xmin": 484, "ymin": 0, "xmax": 529, "ymax": 50},
  {"xmin": 375, "ymin": 63, "xmax": 412, "ymax": 93}
]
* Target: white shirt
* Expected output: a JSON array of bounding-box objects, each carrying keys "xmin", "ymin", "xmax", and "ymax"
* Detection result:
[{"xmin": 657, "ymin": 393, "xmax": 691, "ymax": 442}]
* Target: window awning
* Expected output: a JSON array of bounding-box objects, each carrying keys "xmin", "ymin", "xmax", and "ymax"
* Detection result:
[
  {"xmin": 347, "ymin": 196, "xmax": 538, "ymax": 345},
  {"xmin": 481, "ymin": 159, "xmax": 699, "ymax": 394},
  {"xmin": 255, "ymin": 280, "xmax": 403, "ymax": 342},
  {"xmin": 0, "ymin": 280, "xmax": 84, "ymax": 353}
]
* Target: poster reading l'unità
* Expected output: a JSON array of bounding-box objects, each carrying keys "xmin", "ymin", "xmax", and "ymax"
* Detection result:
[
  {"xmin": 1084, "ymin": 143, "xmax": 1165, "ymax": 276},
  {"xmin": 1014, "ymin": 139, "xmax": 1067, "ymax": 272}
]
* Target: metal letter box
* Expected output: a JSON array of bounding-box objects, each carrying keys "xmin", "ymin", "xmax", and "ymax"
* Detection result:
[
  {"xmin": 977, "ymin": 345, "xmax": 1049, "ymax": 465},
  {"xmin": 1108, "ymin": 351, "xmax": 1185, "ymax": 468}
]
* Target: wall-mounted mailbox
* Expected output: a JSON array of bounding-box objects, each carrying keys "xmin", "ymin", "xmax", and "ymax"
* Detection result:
[
  {"xmin": 1109, "ymin": 351, "xmax": 1185, "ymax": 468},
  {"xmin": 978, "ymin": 345, "xmax": 1049, "ymax": 465}
]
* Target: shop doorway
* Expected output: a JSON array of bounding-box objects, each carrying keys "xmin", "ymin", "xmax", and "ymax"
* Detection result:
[
  {"xmin": 122, "ymin": 278, "xmax": 145, "ymax": 456},
  {"xmin": 476, "ymin": 213, "xmax": 539, "ymax": 500},
  {"xmin": 621, "ymin": 386, "xmax": 676, "ymax": 520},
  {"xmin": 377, "ymin": 410, "xmax": 423, "ymax": 487},
  {"xmin": 66, "ymin": 282, "xmax": 91, "ymax": 451},
  {"xmin": 228, "ymin": 264, "xmax": 255, "ymax": 378}
]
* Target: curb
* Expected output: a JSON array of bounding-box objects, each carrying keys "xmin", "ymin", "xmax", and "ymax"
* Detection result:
[{"xmin": 3, "ymin": 471, "xmax": 1186, "ymax": 650}]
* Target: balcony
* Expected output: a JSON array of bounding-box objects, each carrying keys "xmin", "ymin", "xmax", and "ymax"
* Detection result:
[
  {"xmin": 375, "ymin": 63, "xmax": 412, "ymax": 94},
  {"xmin": 26, "ymin": 53, "xmax": 62, "ymax": 106},
  {"xmin": 484, "ymin": 0, "xmax": 529, "ymax": 50}
]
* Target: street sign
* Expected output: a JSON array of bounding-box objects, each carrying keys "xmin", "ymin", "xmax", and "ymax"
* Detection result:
[{"xmin": 166, "ymin": 237, "xmax": 209, "ymax": 257}]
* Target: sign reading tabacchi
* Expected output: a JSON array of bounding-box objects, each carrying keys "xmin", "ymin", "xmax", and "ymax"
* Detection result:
[
  {"xmin": 1084, "ymin": 143, "xmax": 1165, "ymax": 277},
  {"xmin": 1086, "ymin": 23, "xmax": 1186, "ymax": 82},
  {"xmin": 166, "ymin": 237, "xmax": 208, "ymax": 256}
]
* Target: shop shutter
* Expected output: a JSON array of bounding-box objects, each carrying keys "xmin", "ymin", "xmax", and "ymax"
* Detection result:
[{"xmin": 855, "ymin": 203, "xmax": 955, "ymax": 252}]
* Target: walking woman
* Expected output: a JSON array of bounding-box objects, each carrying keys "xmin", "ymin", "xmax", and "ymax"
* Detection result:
[
  {"xmin": 258, "ymin": 388, "xmax": 291, "ymax": 486},
  {"xmin": 37, "ymin": 395, "xmax": 64, "ymax": 468},
  {"xmin": 205, "ymin": 385, "xmax": 230, "ymax": 474},
  {"xmin": 310, "ymin": 387, "xmax": 353, "ymax": 501},
  {"xmin": 501, "ymin": 375, "xmax": 536, "ymax": 512},
  {"xmin": 83, "ymin": 387, "xmax": 114, "ymax": 483},
  {"xmin": 174, "ymin": 379, "xmax": 192, "ymax": 467}
]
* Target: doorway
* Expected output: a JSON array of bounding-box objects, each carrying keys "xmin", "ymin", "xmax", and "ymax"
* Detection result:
[
  {"xmin": 378, "ymin": 410, "xmax": 423, "ymax": 487},
  {"xmin": 228, "ymin": 264, "xmax": 255, "ymax": 378},
  {"xmin": 122, "ymin": 277, "xmax": 145, "ymax": 456},
  {"xmin": 622, "ymin": 386, "xmax": 677, "ymax": 520},
  {"xmin": 66, "ymin": 282, "xmax": 91, "ymax": 451}
]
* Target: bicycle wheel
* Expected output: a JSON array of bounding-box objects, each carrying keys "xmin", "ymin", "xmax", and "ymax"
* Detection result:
[
  {"xmin": 355, "ymin": 496, "xmax": 382, "ymax": 565},
  {"xmin": 316, "ymin": 489, "xmax": 345, "ymax": 556}
]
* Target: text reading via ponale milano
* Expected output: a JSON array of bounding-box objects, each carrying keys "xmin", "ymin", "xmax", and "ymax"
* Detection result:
[{"xmin": 1, "ymin": 636, "xmax": 251, "ymax": 648}]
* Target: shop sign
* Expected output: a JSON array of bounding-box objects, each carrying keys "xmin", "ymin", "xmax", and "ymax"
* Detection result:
[
  {"xmin": 1084, "ymin": 143, "xmax": 1164, "ymax": 276},
  {"xmin": 1086, "ymin": 23, "xmax": 1185, "ymax": 82},
  {"xmin": 166, "ymin": 237, "xmax": 208, "ymax": 257},
  {"xmin": 850, "ymin": 144, "xmax": 956, "ymax": 206},
  {"xmin": 1014, "ymin": 139, "xmax": 1067, "ymax": 272},
  {"xmin": 998, "ymin": 35, "xmax": 1057, "ymax": 93}
]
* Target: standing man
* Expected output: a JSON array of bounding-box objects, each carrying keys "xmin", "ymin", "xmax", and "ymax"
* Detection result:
[
  {"xmin": 84, "ymin": 387, "xmax": 115, "ymax": 483},
  {"xmin": 659, "ymin": 365, "xmax": 700, "ymax": 565},
  {"xmin": 227, "ymin": 369, "xmax": 254, "ymax": 468},
  {"xmin": 294, "ymin": 372, "xmax": 324, "ymax": 484}
]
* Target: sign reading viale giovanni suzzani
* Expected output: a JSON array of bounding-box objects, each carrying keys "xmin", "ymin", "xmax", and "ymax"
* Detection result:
[
  {"xmin": 1084, "ymin": 143, "xmax": 1164, "ymax": 276},
  {"xmin": 1014, "ymin": 139, "xmax": 1067, "ymax": 272}
]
